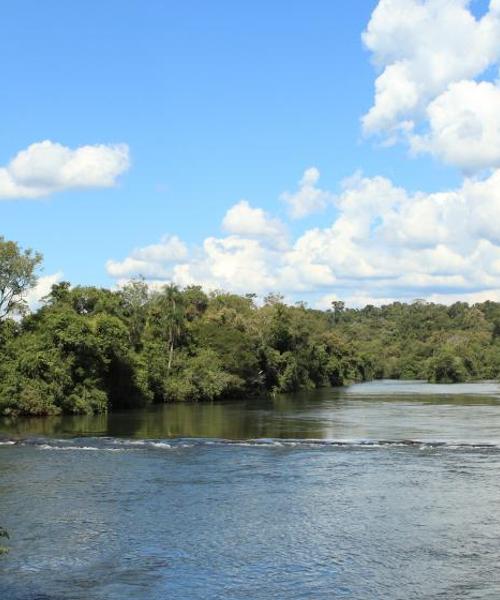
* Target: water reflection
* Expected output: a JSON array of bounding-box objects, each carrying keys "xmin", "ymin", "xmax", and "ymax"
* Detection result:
[
  {"xmin": 1, "ymin": 380, "xmax": 500, "ymax": 442},
  {"xmin": 0, "ymin": 398, "xmax": 326, "ymax": 440}
]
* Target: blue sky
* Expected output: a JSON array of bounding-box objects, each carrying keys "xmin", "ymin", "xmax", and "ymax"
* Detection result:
[{"xmin": 3, "ymin": 1, "xmax": 500, "ymax": 306}]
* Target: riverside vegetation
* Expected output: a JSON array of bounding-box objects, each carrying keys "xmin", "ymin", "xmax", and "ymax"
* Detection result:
[{"xmin": 2, "ymin": 236, "xmax": 500, "ymax": 417}]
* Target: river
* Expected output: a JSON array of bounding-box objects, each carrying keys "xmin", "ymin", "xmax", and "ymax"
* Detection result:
[{"xmin": 1, "ymin": 380, "xmax": 500, "ymax": 599}]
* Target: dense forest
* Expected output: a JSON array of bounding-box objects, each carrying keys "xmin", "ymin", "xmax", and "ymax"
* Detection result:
[{"xmin": 2, "ymin": 236, "xmax": 500, "ymax": 417}]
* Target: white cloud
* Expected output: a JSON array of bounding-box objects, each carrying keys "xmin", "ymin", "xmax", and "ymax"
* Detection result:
[
  {"xmin": 362, "ymin": 0, "xmax": 500, "ymax": 171},
  {"xmin": 107, "ymin": 202, "xmax": 288, "ymax": 292},
  {"xmin": 0, "ymin": 140, "xmax": 130, "ymax": 199},
  {"xmin": 106, "ymin": 167, "xmax": 500, "ymax": 306},
  {"xmin": 174, "ymin": 236, "xmax": 280, "ymax": 293},
  {"xmin": 410, "ymin": 80, "xmax": 500, "ymax": 172},
  {"xmin": 106, "ymin": 235, "xmax": 187, "ymax": 279},
  {"xmin": 280, "ymin": 167, "xmax": 334, "ymax": 219},
  {"xmin": 427, "ymin": 288, "xmax": 500, "ymax": 305},
  {"xmin": 222, "ymin": 200, "xmax": 287, "ymax": 247}
]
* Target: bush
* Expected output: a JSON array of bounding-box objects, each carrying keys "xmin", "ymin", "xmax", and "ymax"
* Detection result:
[
  {"xmin": 165, "ymin": 349, "xmax": 242, "ymax": 402},
  {"xmin": 428, "ymin": 350, "xmax": 468, "ymax": 383}
]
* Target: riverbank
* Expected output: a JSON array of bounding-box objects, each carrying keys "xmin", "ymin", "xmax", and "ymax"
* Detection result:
[{"xmin": 3, "ymin": 380, "xmax": 500, "ymax": 440}]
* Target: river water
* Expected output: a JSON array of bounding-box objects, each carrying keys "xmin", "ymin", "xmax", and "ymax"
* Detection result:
[{"xmin": 1, "ymin": 380, "xmax": 500, "ymax": 599}]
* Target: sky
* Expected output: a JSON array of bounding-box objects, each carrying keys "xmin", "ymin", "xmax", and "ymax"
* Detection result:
[{"xmin": 3, "ymin": 0, "xmax": 500, "ymax": 307}]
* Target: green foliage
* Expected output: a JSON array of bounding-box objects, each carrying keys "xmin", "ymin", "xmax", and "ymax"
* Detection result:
[
  {"xmin": 164, "ymin": 348, "xmax": 242, "ymax": 402},
  {"xmin": 333, "ymin": 300, "xmax": 500, "ymax": 383},
  {"xmin": 427, "ymin": 349, "xmax": 467, "ymax": 383}
]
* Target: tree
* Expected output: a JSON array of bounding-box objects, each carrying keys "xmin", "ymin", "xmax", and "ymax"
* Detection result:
[
  {"xmin": 331, "ymin": 300, "xmax": 345, "ymax": 324},
  {"xmin": 121, "ymin": 278, "xmax": 149, "ymax": 350},
  {"xmin": 428, "ymin": 349, "xmax": 467, "ymax": 383},
  {"xmin": 148, "ymin": 284, "xmax": 185, "ymax": 373},
  {"xmin": 0, "ymin": 237, "xmax": 42, "ymax": 319}
]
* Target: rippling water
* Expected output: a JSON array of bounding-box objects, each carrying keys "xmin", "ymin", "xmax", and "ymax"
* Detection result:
[{"xmin": 2, "ymin": 380, "xmax": 500, "ymax": 599}]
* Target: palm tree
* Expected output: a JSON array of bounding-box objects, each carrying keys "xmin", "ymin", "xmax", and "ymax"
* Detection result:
[{"xmin": 155, "ymin": 284, "xmax": 185, "ymax": 373}]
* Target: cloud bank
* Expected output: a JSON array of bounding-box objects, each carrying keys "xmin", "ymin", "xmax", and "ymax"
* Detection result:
[{"xmin": 107, "ymin": 167, "xmax": 500, "ymax": 306}]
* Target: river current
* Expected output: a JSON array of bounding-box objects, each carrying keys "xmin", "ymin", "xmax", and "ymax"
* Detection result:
[{"xmin": 1, "ymin": 380, "xmax": 500, "ymax": 599}]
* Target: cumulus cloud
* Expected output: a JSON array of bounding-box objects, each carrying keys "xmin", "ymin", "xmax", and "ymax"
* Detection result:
[
  {"xmin": 362, "ymin": 0, "xmax": 500, "ymax": 171},
  {"xmin": 107, "ymin": 201, "xmax": 289, "ymax": 292},
  {"xmin": 222, "ymin": 200, "xmax": 287, "ymax": 247},
  {"xmin": 106, "ymin": 167, "xmax": 500, "ymax": 306},
  {"xmin": 280, "ymin": 167, "xmax": 334, "ymax": 219},
  {"xmin": 173, "ymin": 236, "xmax": 280, "ymax": 293},
  {"xmin": 0, "ymin": 140, "xmax": 130, "ymax": 199},
  {"xmin": 106, "ymin": 235, "xmax": 188, "ymax": 279},
  {"xmin": 410, "ymin": 80, "xmax": 500, "ymax": 172}
]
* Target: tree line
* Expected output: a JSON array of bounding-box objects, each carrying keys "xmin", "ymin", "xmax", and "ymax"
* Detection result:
[{"xmin": 1, "ymin": 236, "xmax": 500, "ymax": 417}]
